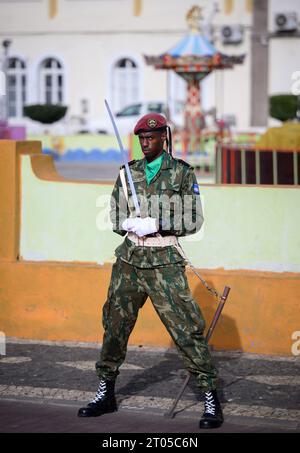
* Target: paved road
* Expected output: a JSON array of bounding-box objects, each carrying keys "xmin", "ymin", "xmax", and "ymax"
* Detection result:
[
  {"xmin": 54, "ymin": 161, "xmax": 215, "ymax": 183},
  {"xmin": 0, "ymin": 339, "xmax": 299, "ymax": 433},
  {"xmin": 55, "ymin": 161, "xmax": 120, "ymax": 181}
]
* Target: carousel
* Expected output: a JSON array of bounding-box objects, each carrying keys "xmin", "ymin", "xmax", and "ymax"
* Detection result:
[{"xmin": 144, "ymin": 6, "xmax": 245, "ymax": 159}]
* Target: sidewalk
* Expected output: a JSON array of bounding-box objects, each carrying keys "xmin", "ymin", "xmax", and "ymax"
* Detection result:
[{"xmin": 0, "ymin": 339, "xmax": 299, "ymax": 433}]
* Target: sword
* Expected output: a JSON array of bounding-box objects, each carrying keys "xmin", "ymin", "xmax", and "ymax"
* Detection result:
[{"xmin": 105, "ymin": 99, "xmax": 141, "ymax": 217}]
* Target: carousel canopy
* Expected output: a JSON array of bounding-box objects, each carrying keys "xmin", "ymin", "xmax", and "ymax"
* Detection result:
[
  {"xmin": 166, "ymin": 32, "xmax": 217, "ymax": 58},
  {"xmin": 144, "ymin": 5, "xmax": 245, "ymax": 79}
]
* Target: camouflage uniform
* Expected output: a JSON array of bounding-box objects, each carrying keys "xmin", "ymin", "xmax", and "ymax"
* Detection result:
[{"xmin": 96, "ymin": 151, "xmax": 218, "ymax": 390}]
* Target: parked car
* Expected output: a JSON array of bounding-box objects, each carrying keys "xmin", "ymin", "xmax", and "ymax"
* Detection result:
[
  {"xmin": 83, "ymin": 101, "xmax": 183, "ymax": 135},
  {"xmin": 86, "ymin": 101, "xmax": 165, "ymax": 135}
]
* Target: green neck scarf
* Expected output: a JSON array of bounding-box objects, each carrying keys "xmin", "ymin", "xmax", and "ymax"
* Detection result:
[{"xmin": 145, "ymin": 152, "xmax": 164, "ymax": 185}]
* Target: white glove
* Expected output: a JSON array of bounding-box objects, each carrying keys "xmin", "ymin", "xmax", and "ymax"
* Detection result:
[
  {"xmin": 122, "ymin": 217, "xmax": 158, "ymax": 237},
  {"xmin": 122, "ymin": 218, "xmax": 138, "ymax": 232}
]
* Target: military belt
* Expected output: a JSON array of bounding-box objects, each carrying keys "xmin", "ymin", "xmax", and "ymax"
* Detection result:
[{"xmin": 127, "ymin": 232, "xmax": 178, "ymax": 247}]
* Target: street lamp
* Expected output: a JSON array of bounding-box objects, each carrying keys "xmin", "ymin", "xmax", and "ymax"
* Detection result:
[{"xmin": 2, "ymin": 39, "xmax": 12, "ymax": 124}]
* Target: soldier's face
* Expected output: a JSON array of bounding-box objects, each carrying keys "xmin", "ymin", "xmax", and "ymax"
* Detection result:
[{"xmin": 138, "ymin": 130, "xmax": 166, "ymax": 162}]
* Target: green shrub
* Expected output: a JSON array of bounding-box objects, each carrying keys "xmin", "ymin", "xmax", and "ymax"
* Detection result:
[
  {"xmin": 269, "ymin": 94, "xmax": 298, "ymax": 122},
  {"xmin": 23, "ymin": 104, "xmax": 68, "ymax": 124}
]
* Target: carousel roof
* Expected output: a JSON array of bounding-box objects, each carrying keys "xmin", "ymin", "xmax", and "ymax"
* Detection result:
[
  {"xmin": 145, "ymin": 31, "xmax": 245, "ymax": 76},
  {"xmin": 144, "ymin": 6, "xmax": 245, "ymax": 76},
  {"xmin": 167, "ymin": 32, "xmax": 217, "ymax": 58}
]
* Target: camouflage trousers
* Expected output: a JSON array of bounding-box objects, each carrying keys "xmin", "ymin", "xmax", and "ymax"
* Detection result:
[{"xmin": 96, "ymin": 258, "xmax": 218, "ymax": 390}]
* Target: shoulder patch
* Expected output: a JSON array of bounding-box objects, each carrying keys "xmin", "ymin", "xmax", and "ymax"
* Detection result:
[
  {"xmin": 120, "ymin": 159, "xmax": 136, "ymax": 170},
  {"xmin": 192, "ymin": 183, "xmax": 200, "ymax": 194}
]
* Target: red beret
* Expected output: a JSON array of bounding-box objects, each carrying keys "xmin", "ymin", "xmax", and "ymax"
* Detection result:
[{"xmin": 134, "ymin": 113, "xmax": 167, "ymax": 135}]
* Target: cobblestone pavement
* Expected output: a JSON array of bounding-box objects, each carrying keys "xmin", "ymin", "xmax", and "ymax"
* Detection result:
[{"xmin": 0, "ymin": 339, "xmax": 299, "ymax": 433}]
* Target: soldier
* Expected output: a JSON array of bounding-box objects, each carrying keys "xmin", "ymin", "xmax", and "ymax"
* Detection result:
[{"xmin": 78, "ymin": 113, "xmax": 223, "ymax": 429}]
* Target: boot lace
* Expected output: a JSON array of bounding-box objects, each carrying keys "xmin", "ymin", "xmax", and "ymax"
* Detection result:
[
  {"xmin": 204, "ymin": 391, "xmax": 216, "ymax": 415},
  {"xmin": 90, "ymin": 380, "xmax": 107, "ymax": 403}
]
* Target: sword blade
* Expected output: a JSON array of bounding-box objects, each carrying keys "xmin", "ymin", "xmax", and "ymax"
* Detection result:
[{"xmin": 104, "ymin": 99, "xmax": 141, "ymax": 217}]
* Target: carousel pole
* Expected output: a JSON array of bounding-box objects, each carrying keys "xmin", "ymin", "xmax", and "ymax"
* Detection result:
[{"xmin": 184, "ymin": 77, "xmax": 203, "ymax": 157}]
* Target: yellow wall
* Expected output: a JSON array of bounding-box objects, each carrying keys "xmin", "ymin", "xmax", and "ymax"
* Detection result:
[{"xmin": 0, "ymin": 140, "xmax": 299, "ymax": 355}]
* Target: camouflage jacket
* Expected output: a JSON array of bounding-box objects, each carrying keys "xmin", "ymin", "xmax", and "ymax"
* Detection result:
[{"xmin": 110, "ymin": 150, "xmax": 204, "ymax": 268}]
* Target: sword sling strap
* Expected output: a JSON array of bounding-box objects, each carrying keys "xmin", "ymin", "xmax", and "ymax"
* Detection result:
[{"xmin": 173, "ymin": 242, "xmax": 220, "ymax": 299}]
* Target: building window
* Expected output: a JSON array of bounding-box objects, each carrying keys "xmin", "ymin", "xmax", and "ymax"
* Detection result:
[
  {"xmin": 39, "ymin": 58, "xmax": 64, "ymax": 104},
  {"xmin": 7, "ymin": 57, "xmax": 26, "ymax": 118},
  {"xmin": 112, "ymin": 58, "xmax": 139, "ymax": 112}
]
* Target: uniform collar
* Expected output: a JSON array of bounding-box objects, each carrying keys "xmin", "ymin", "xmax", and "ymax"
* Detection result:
[
  {"xmin": 131, "ymin": 150, "xmax": 173, "ymax": 182},
  {"xmin": 142, "ymin": 150, "xmax": 173, "ymax": 171}
]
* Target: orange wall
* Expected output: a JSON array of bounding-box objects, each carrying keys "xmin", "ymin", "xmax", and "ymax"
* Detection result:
[
  {"xmin": 0, "ymin": 260, "xmax": 299, "ymax": 355},
  {"xmin": 0, "ymin": 140, "xmax": 299, "ymax": 355}
]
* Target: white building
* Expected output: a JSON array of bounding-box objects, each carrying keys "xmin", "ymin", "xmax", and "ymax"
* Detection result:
[{"xmin": 0, "ymin": 0, "xmax": 300, "ymax": 134}]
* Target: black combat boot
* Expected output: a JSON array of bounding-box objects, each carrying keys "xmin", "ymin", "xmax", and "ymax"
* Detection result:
[
  {"xmin": 78, "ymin": 379, "xmax": 117, "ymax": 417},
  {"xmin": 199, "ymin": 389, "xmax": 224, "ymax": 429}
]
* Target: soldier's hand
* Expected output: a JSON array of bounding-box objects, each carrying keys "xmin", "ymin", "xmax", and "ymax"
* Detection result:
[
  {"xmin": 122, "ymin": 217, "xmax": 158, "ymax": 237},
  {"xmin": 122, "ymin": 218, "xmax": 138, "ymax": 232},
  {"xmin": 131, "ymin": 217, "xmax": 159, "ymax": 237}
]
